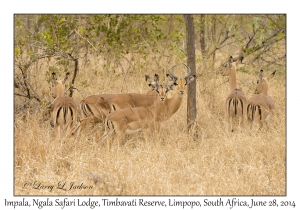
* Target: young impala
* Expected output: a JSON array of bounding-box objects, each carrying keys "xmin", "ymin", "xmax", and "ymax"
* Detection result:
[
  {"xmin": 101, "ymin": 79, "xmax": 173, "ymax": 143},
  {"xmin": 77, "ymin": 74, "xmax": 160, "ymax": 133},
  {"xmin": 221, "ymin": 56, "xmax": 247, "ymax": 132},
  {"xmin": 50, "ymin": 72, "xmax": 78, "ymax": 140},
  {"xmin": 247, "ymin": 69, "xmax": 276, "ymax": 129},
  {"xmin": 109, "ymin": 74, "xmax": 160, "ymax": 111}
]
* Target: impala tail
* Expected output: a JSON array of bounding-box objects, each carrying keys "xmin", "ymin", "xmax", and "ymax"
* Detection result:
[
  {"xmin": 80, "ymin": 100, "xmax": 94, "ymax": 118},
  {"xmin": 54, "ymin": 102, "xmax": 77, "ymax": 128},
  {"xmin": 247, "ymin": 103, "xmax": 262, "ymax": 122},
  {"xmin": 226, "ymin": 91, "xmax": 246, "ymax": 117}
]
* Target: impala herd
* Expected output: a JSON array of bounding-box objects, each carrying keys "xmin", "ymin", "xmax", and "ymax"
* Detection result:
[{"xmin": 50, "ymin": 57, "xmax": 277, "ymax": 141}]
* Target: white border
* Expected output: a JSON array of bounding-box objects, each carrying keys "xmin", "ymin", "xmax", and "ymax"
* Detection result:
[{"xmin": 1, "ymin": 1, "xmax": 298, "ymax": 209}]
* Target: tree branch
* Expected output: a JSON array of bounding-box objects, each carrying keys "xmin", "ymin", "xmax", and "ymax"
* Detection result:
[{"xmin": 74, "ymin": 29, "xmax": 99, "ymax": 55}]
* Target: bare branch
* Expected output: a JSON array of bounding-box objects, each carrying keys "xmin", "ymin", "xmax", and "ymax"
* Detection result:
[
  {"xmin": 14, "ymin": 93, "xmax": 30, "ymax": 98},
  {"xmin": 74, "ymin": 29, "xmax": 99, "ymax": 55}
]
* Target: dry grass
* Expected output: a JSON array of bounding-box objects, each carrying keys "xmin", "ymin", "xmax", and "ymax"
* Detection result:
[{"xmin": 14, "ymin": 54, "xmax": 286, "ymax": 196}]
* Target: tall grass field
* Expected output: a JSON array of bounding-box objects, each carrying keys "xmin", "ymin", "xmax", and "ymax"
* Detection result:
[{"xmin": 14, "ymin": 52, "xmax": 286, "ymax": 196}]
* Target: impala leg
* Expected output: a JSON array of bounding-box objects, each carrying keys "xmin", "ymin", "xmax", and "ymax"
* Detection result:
[
  {"xmin": 228, "ymin": 115, "xmax": 233, "ymax": 132},
  {"xmin": 74, "ymin": 116, "xmax": 95, "ymax": 135},
  {"xmin": 71, "ymin": 122, "xmax": 81, "ymax": 136},
  {"xmin": 66, "ymin": 109, "xmax": 77, "ymax": 138},
  {"xmin": 79, "ymin": 117, "xmax": 92, "ymax": 134},
  {"xmin": 54, "ymin": 125, "xmax": 61, "ymax": 141},
  {"xmin": 239, "ymin": 115, "xmax": 244, "ymax": 129},
  {"xmin": 70, "ymin": 122, "xmax": 80, "ymax": 138},
  {"xmin": 65, "ymin": 121, "xmax": 74, "ymax": 138},
  {"xmin": 250, "ymin": 119, "xmax": 254, "ymax": 130},
  {"xmin": 154, "ymin": 122, "xmax": 161, "ymax": 133},
  {"xmin": 114, "ymin": 130, "xmax": 124, "ymax": 148}
]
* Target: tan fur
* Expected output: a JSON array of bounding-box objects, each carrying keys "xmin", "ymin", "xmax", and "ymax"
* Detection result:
[
  {"xmin": 77, "ymin": 94, "xmax": 119, "ymax": 133},
  {"xmin": 159, "ymin": 64, "xmax": 195, "ymax": 122},
  {"xmin": 77, "ymin": 74, "xmax": 159, "ymax": 133},
  {"xmin": 247, "ymin": 70, "xmax": 276, "ymax": 129},
  {"xmin": 109, "ymin": 74, "xmax": 159, "ymax": 111},
  {"xmin": 102, "ymin": 85, "xmax": 170, "ymax": 143},
  {"xmin": 221, "ymin": 56, "xmax": 247, "ymax": 132},
  {"xmin": 51, "ymin": 72, "xmax": 77, "ymax": 140},
  {"xmin": 101, "ymin": 64, "xmax": 195, "ymax": 143}
]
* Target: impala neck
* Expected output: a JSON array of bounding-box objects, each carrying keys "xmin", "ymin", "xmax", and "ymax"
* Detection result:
[
  {"xmin": 229, "ymin": 64, "xmax": 238, "ymax": 91},
  {"xmin": 165, "ymin": 91, "xmax": 183, "ymax": 116},
  {"xmin": 152, "ymin": 97, "xmax": 166, "ymax": 119},
  {"xmin": 54, "ymin": 82, "xmax": 64, "ymax": 98},
  {"xmin": 262, "ymin": 82, "xmax": 269, "ymax": 96},
  {"xmin": 57, "ymin": 89, "xmax": 64, "ymax": 98}
]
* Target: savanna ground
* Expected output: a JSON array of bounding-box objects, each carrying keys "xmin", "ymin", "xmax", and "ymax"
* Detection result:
[{"xmin": 14, "ymin": 50, "xmax": 286, "ymax": 196}]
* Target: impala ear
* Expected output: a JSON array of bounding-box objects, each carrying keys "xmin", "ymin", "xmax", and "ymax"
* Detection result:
[
  {"xmin": 145, "ymin": 75, "xmax": 150, "ymax": 82},
  {"xmin": 228, "ymin": 56, "xmax": 234, "ymax": 67},
  {"xmin": 239, "ymin": 55, "xmax": 244, "ymax": 63},
  {"xmin": 268, "ymin": 71, "xmax": 276, "ymax": 80},
  {"xmin": 154, "ymin": 74, "xmax": 159, "ymax": 83},
  {"xmin": 52, "ymin": 72, "xmax": 57, "ymax": 85},
  {"xmin": 63, "ymin": 72, "xmax": 70, "ymax": 84},
  {"xmin": 166, "ymin": 73, "xmax": 176, "ymax": 82},
  {"xmin": 185, "ymin": 75, "xmax": 196, "ymax": 85},
  {"xmin": 148, "ymin": 83, "xmax": 157, "ymax": 91},
  {"xmin": 167, "ymin": 82, "xmax": 177, "ymax": 91}
]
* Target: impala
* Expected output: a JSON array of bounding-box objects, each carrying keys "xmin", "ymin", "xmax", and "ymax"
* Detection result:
[
  {"xmin": 221, "ymin": 56, "xmax": 247, "ymax": 132},
  {"xmin": 101, "ymin": 80, "xmax": 173, "ymax": 143},
  {"xmin": 101, "ymin": 63, "xmax": 195, "ymax": 142},
  {"xmin": 157, "ymin": 63, "xmax": 196, "ymax": 122},
  {"xmin": 109, "ymin": 74, "xmax": 159, "ymax": 111},
  {"xmin": 110, "ymin": 63, "xmax": 195, "ymax": 120},
  {"xmin": 247, "ymin": 69, "xmax": 276, "ymax": 129},
  {"xmin": 78, "ymin": 93, "xmax": 119, "ymax": 133},
  {"xmin": 50, "ymin": 72, "xmax": 78, "ymax": 140},
  {"xmin": 77, "ymin": 74, "xmax": 160, "ymax": 133}
]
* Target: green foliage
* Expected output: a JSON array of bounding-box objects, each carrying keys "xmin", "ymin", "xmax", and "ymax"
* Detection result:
[
  {"xmin": 81, "ymin": 80, "xmax": 90, "ymax": 88},
  {"xmin": 85, "ymin": 15, "xmax": 167, "ymax": 56},
  {"xmin": 238, "ymin": 66, "xmax": 249, "ymax": 73},
  {"xmin": 14, "ymin": 14, "xmax": 285, "ymax": 80}
]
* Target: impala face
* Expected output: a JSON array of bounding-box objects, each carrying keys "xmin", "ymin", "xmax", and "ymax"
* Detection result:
[
  {"xmin": 254, "ymin": 70, "xmax": 276, "ymax": 95},
  {"xmin": 221, "ymin": 55, "xmax": 244, "ymax": 77},
  {"xmin": 166, "ymin": 63, "xmax": 196, "ymax": 96}
]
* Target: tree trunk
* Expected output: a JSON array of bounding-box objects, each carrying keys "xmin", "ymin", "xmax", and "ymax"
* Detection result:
[
  {"xmin": 199, "ymin": 14, "xmax": 206, "ymax": 57},
  {"xmin": 183, "ymin": 14, "xmax": 197, "ymax": 137},
  {"xmin": 69, "ymin": 58, "xmax": 78, "ymax": 97}
]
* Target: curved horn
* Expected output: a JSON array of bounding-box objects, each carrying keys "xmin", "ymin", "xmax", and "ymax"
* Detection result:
[
  {"xmin": 182, "ymin": 63, "xmax": 192, "ymax": 79},
  {"xmin": 169, "ymin": 65, "xmax": 178, "ymax": 79}
]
